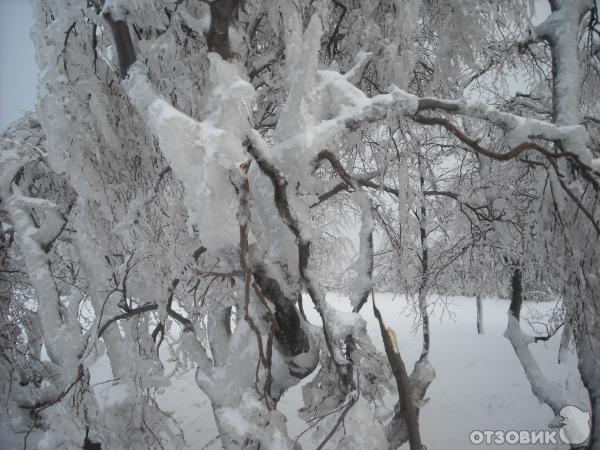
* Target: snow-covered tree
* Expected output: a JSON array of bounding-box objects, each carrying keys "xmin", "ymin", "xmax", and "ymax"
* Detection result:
[{"xmin": 1, "ymin": 0, "xmax": 599, "ymax": 448}]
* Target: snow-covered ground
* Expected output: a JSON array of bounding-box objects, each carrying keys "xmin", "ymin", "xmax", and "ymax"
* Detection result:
[{"xmin": 96, "ymin": 294, "xmax": 588, "ymax": 449}]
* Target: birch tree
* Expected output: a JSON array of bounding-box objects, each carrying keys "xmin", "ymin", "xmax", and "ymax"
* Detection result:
[{"xmin": 1, "ymin": 0, "xmax": 599, "ymax": 449}]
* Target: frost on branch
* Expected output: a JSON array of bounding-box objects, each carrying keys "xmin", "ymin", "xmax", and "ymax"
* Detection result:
[
  {"xmin": 5, "ymin": 0, "xmax": 600, "ymax": 448},
  {"xmin": 125, "ymin": 54, "xmax": 255, "ymax": 251}
]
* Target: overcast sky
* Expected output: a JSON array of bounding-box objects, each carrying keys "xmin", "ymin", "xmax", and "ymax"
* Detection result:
[{"xmin": 0, "ymin": 0, "xmax": 37, "ymax": 131}]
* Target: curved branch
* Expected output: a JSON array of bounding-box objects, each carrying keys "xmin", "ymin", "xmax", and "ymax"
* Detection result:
[
  {"xmin": 98, "ymin": 302, "xmax": 158, "ymax": 337},
  {"xmin": 245, "ymin": 132, "xmax": 349, "ymax": 380}
]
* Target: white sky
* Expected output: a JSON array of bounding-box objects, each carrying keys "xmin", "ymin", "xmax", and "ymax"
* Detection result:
[{"xmin": 0, "ymin": 0, "xmax": 37, "ymax": 130}]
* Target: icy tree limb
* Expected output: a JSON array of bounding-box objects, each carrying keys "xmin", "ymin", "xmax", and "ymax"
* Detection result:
[
  {"xmin": 124, "ymin": 59, "xmax": 318, "ymax": 390},
  {"xmin": 349, "ymin": 196, "xmax": 375, "ymax": 313},
  {"xmin": 342, "ymin": 51, "xmax": 373, "ymax": 85},
  {"xmin": 96, "ymin": 279, "xmax": 195, "ymax": 338},
  {"xmin": 238, "ymin": 171, "xmax": 277, "ymax": 408},
  {"xmin": 417, "ymin": 153, "xmax": 430, "ymax": 362},
  {"xmin": 413, "ymin": 115, "xmax": 598, "ymax": 177},
  {"xmin": 97, "ymin": 302, "xmax": 158, "ymax": 338},
  {"xmin": 5, "ymin": 187, "xmax": 80, "ymax": 384},
  {"xmin": 314, "ymin": 150, "xmax": 374, "ymax": 313},
  {"xmin": 536, "ymin": 0, "xmax": 594, "ymax": 126},
  {"xmin": 207, "ymin": 306, "xmax": 233, "ymax": 367},
  {"xmin": 536, "ymin": 2, "xmax": 600, "ymax": 444},
  {"xmin": 245, "ymin": 131, "xmax": 354, "ymax": 381},
  {"xmin": 504, "ymin": 316, "xmax": 568, "ymax": 416},
  {"xmin": 372, "ymin": 294, "xmax": 423, "ymax": 450},
  {"xmin": 558, "ymin": 320, "xmax": 572, "ymax": 363},
  {"xmin": 413, "ymin": 113, "xmax": 600, "ymax": 205},
  {"xmin": 414, "ymin": 96, "xmax": 587, "ymax": 146},
  {"xmin": 251, "ymin": 261, "xmax": 313, "ymax": 362},
  {"xmin": 7, "ymin": 192, "xmax": 67, "ymax": 253},
  {"xmin": 315, "ymin": 150, "xmax": 376, "ymax": 390},
  {"xmin": 504, "ymin": 268, "xmax": 568, "ymax": 417}
]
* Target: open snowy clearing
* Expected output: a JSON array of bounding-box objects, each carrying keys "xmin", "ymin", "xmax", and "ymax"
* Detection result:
[{"xmin": 124, "ymin": 294, "xmax": 587, "ymax": 450}]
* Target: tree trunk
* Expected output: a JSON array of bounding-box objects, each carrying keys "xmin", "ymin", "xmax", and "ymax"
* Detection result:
[
  {"xmin": 207, "ymin": 0, "xmax": 241, "ymax": 59},
  {"xmin": 476, "ymin": 294, "xmax": 484, "ymax": 335},
  {"xmin": 504, "ymin": 267, "xmax": 568, "ymax": 416},
  {"xmin": 417, "ymin": 154, "xmax": 430, "ymax": 361},
  {"xmin": 102, "ymin": 12, "xmax": 136, "ymax": 78},
  {"xmin": 558, "ymin": 319, "xmax": 572, "ymax": 364},
  {"xmin": 574, "ymin": 320, "xmax": 600, "ymax": 449},
  {"xmin": 508, "ymin": 267, "xmax": 523, "ymax": 320},
  {"xmin": 538, "ymin": 2, "xmax": 597, "ymax": 445}
]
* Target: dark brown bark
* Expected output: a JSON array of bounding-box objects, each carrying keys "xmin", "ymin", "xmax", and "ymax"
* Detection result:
[
  {"xmin": 509, "ymin": 267, "xmax": 523, "ymax": 321},
  {"xmin": 251, "ymin": 264, "xmax": 310, "ymax": 360},
  {"xmin": 83, "ymin": 436, "xmax": 101, "ymax": 450},
  {"xmin": 207, "ymin": 0, "xmax": 241, "ymax": 60},
  {"xmin": 417, "ymin": 154, "xmax": 430, "ymax": 362},
  {"xmin": 373, "ymin": 297, "xmax": 423, "ymax": 450},
  {"xmin": 102, "ymin": 12, "xmax": 136, "ymax": 78},
  {"xmin": 246, "ymin": 138, "xmax": 348, "ymax": 383}
]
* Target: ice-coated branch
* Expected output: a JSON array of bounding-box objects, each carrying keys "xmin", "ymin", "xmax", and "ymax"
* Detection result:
[
  {"xmin": 414, "ymin": 114, "xmax": 596, "ymax": 170},
  {"xmin": 2, "ymin": 184, "xmax": 81, "ymax": 385},
  {"xmin": 504, "ymin": 267, "xmax": 569, "ymax": 417},
  {"xmin": 97, "ymin": 302, "xmax": 158, "ymax": 338},
  {"xmin": 342, "ymin": 51, "xmax": 373, "ymax": 85},
  {"xmin": 238, "ymin": 171, "xmax": 277, "ymax": 408},
  {"xmin": 6, "ymin": 189, "xmax": 67, "ymax": 253},
  {"xmin": 349, "ymin": 194, "xmax": 374, "ymax": 313},
  {"xmin": 414, "ymin": 95, "xmax": 587, "ymax": 145},
  {"xmin": 373, "ymin": 294, "xmax": 423, "ymax": 450},
  {"xmin": 97, "ymin": 278, "xmax": 194, "ymax": 338},
  {"xmin": 536, "ymin": 0, "xmax": 594, "ymax": 125},
  {"xmin": 251, "ymin": 260, "xmax": 312, "ymax": 361},
  {"xmin": 385, "ymin": 357, "xmax": 436, "ymax": 449},
  {"xmin": 413, "ymin": 113, "xmax": 600, "ymax": 201},
  {"xmin": 315, "ymin": 150, "xmax": 374, "ymax": 313},
  {"xmin": 245, "ymin": 131, "xmax": 361, "ymax": 381},
  {"xmin": 504, "ymin": 316, "xmax": 568, "ymax": 415}
]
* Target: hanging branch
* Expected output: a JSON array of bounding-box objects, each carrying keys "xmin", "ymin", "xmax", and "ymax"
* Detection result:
[
  {"xmin": 315, "ymin": 150, "xmax": 374, "ymax": 313},
  {"xmin": 504, "ymin": 267, "xmax": 568, "ymax": 416},
  {"xmin": 372, "ymin": 292, "xmax": 423, "ymax": 450},
  {"xmin": 238, "ymin": 164, "xmax": 275, "ymax": 408},
  {"xmin": 244, "ymin": 132, "xmax": 350, "ymax": 382}
]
